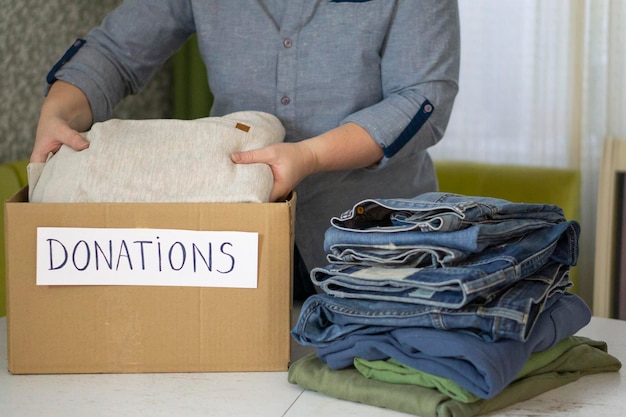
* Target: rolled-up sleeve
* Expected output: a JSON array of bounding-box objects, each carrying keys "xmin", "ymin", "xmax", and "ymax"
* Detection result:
[
  {"xmin": 342, "ymin": 0, "xmax": 460, "ymax": 161},
  {"xmin": 52, "ymin": 0, "xmax": 195, "ymax": 122}
]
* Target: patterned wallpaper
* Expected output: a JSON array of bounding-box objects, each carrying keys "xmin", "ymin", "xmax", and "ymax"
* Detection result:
[{"xmin": 0, "ymin": 0, "xmax": 172, "ymax": 164}]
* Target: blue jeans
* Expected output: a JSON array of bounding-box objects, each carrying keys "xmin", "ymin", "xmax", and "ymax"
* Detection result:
[
  {"xmin": 325, "ymin": 219, "xmax": 557, "ymax": 267},
  {"xmin": 326, "ymin": 242, "xmax": 464, "ymax": 267},
  {"xmin": 293, "ymin": 261, "xmax": 573, "ymax": 344},
  {"xmin": 325, "ymin": 192, "xmax": 568, "ymax": 266},
  {"xmin": 330, "ymin": 192, "xmax": 567, "ymax": 233},
  {"xmin": 313, "ymin": 220, "xmax": 579, "ymax": 308},
  {"xmin": 310, "ymin": 292, "xmax": 592, "ymax": 399}
]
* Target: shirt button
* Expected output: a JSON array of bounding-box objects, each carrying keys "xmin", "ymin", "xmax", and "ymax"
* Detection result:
[
  {"xmin": 283, "ymin": 38, "xmax": 293, "ymax": 48},
  {"xmin": 281, "ymin": 96, "xmax": 291, "ymax": 105},
  {"xmin": 423, "ymin": 103, "xmax": 433, "ymax": 113}
]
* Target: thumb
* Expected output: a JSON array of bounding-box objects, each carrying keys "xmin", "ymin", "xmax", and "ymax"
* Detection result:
[
  {"xmin": 65, "ymin": 130, "xmax": 90, "ymax": 152},
  {"xmin": 30, "ymin": 130, "xmax": 90, "ymax": 163},
  {"xmin": 231, "ymin": 149, "xmax": 261, "ymax": 165}
]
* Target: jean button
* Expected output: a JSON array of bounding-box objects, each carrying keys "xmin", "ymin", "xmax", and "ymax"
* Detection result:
[
  {"xmin": 281, "ymin": 96, "xmax": 291, "ymax": 105},
  {"xmin": 283, "ymin": 38, "xmax": 293, "ymax": 48}
]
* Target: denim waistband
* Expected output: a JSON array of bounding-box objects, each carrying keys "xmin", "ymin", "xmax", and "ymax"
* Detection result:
[
  {"xmin": 324, "ymin": 218, "xmax": 558, "ymax": 265},
  {"xmin": 331, "ymin": 192, "xmax": 566, "ymax": 233},
  {"xmin": 293, "ymin": 262, "xmax": 574, "ymax": 345},
  {"xmin": 326, "ymin": 243, "xmax": 464, "ymax": 268}
]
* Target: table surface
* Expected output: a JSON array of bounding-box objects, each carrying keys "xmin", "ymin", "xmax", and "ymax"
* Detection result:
[{"xmin": 1, "ymin": 315, "xmax": 625, "ymax": 417}]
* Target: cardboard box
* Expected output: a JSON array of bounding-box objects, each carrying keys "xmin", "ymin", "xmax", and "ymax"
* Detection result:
[{"xmin": 4, "ymin": 187, "xmax": 295, "ymax": 374}]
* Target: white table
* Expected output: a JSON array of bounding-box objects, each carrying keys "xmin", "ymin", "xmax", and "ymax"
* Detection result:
[{"xmin": 1, "ymin": 316, "xmax": 625, "ymax": 417}]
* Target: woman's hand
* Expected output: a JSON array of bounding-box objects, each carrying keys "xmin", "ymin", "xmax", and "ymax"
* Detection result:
[
  {"xmin": 30, "ymin": 81, "xmax": 93, "ymax": 163},
  {"xmin": 32, "ymin": 115, "xmax": 90, "ymax": 163},
  {"xmin": 231, "ymin": 141, "xmax": 317, "ymax": 201},
  {"xmin": 231, "ymin": 122, "xmax": 383, "ymax": 201}
]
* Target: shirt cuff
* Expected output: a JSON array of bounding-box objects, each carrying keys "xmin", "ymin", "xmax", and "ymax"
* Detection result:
[{"xmin": 342, "ymin": 95, "xmax": 435, "ymax": 162}]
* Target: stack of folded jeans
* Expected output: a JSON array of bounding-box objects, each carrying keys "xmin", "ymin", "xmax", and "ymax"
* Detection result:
[{"xmin": 290, "ymin": 192, "xmax": 607, "ymax": 412}]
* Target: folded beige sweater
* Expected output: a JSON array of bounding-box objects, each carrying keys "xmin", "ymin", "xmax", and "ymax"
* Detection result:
[{"xmin": 28, "ymin": 111, "xmax": 284, "ymax": 203}]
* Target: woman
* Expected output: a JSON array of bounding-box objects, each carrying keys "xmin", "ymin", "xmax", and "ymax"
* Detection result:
[{"xmin": 31, "ymin": 0, "xmax": 460, "ymax": 299}]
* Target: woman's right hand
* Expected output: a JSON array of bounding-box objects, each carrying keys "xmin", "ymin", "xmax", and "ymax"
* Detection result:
[{"xmin": 30, "ymin": 81, "xmax": 93, "ymax": 163}]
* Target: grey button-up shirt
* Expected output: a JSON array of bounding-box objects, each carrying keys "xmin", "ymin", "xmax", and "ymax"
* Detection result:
[{"xmin": 54, "ymin": 0, "xmax": 460, "ymax": 271}]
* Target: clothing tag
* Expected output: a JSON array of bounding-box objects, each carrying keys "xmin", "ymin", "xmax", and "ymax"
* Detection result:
[
  {"xmin": 408, "ymin": 288, "xmax": 437, "ymax": 299},
  {"xmin": 349, "ymin": 266, "xmax": 418, "ymax": 281},
  {"xmin": 235, "ymin": 123, "xmax": 251, "ymax": 132}
]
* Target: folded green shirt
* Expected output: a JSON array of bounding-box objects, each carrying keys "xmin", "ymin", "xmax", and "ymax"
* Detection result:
[{"xmin": 288, "ymin": 337, "xmax": 621, "ymax": 417}]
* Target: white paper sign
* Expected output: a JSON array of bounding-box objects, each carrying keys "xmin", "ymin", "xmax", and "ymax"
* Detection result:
[{"xmin": 36, "ymin": 227, "xmax": 259, "ymax": 288}]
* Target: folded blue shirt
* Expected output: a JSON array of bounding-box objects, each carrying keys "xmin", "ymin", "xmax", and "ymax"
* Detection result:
[{"xmin": 316, "ymin": 292, "xmax": 591, "ymax": 399}]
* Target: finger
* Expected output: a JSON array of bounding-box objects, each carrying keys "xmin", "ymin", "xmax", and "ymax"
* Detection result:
[
  {"xmin": 63, "ymin": 130, "xmax": 90, "ymax": 152},
  {"xmin": 30, "ymin": 130, "xmax": 89, "ymax": 163},
  {"xmin": 30, "ymin": 148, "xmax": 53, "ymax": 163},
  {"xmin": 270, "ymin": 183, "xmax": 292, "ymax": 202},
  {"xmin": 231, "ymin": 149, "xmax": 264, "ymax": 165},
  {"xmin": 271, "ymin": 190, "xmax": 292, "ymax": 202}
]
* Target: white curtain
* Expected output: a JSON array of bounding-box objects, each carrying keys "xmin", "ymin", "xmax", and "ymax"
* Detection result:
[{"xmin": 430, "ymin": 0, "xmax": 626, "ymax": 307}]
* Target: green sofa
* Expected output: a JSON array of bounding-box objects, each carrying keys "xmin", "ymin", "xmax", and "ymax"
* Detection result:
[
  {"xmin": 1, "ymin": 160, "xmax": 28, "ymax": 317},
  {"xmin": 435, "ymin": 160, "xmax": 580, "ymax": 221},
  {"xmin": 0, "ymin": 159, "xmax": 581, "ymax": 317},
  {"xmin": 435, "ymin": 160, "xmax": 581, "ymax": 291}
]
